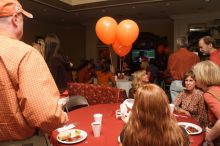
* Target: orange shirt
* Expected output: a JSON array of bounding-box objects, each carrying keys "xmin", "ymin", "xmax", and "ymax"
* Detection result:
[
  {"xmin": 210, "ymin": 49, "xmax": 220, "ymax": 67},
  {"xmin": 0, "ymin": 35, "xmax": 67, "ymax": 141},
  {"xmin": 204, "ymin": 86, "xmax": 220, "ymax": 125},
  {"xmin": 96, "ymin": 71, "xmax": 115, "ymax": 86},
  {"xmin": 168, "ymin": 48, "xmax": 200, "ymax": 80}
]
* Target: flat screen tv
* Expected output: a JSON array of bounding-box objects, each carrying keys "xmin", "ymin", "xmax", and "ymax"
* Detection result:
[{"xmin": 131, "ymin": 49, "xmax": 155, "ymax": 63}]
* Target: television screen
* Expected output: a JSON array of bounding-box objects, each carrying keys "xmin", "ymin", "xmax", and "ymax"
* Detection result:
[{"xmin": 131, "ymin": 49, "xmax": 155, "ymax": 63}]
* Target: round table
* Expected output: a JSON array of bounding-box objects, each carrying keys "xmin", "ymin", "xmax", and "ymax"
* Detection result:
[{"xmin": 50, "ymin": 104, "xmax": 204, "ymax": 146}]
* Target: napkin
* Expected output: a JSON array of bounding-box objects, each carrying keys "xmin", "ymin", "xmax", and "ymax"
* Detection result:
[{"xmin": 57, "ymin": 124, "xmax": 75, "ymax": 132}]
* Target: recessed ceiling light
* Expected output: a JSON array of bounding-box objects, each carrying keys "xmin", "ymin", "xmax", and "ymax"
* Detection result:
[
  {"xmin": 204, "ymin": 0, "xmax": 210, "ymax": 2},
  {"xmin": 60, "ymin": 0, "xmax": 108, "ymax": 6}
]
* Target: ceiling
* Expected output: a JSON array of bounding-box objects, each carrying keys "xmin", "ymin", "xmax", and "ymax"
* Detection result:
[{"xmin": 21, "ymin": 0, "xmax": 220, "ymax": 26}]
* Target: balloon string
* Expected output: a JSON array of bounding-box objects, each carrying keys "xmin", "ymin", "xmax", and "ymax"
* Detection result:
[
  {"xmin": 121, "ymin": 57, "xmax": 124, "ymax": 74},
  {"xmin": 109, "ymin": 46, "xmax": 114, "ymax": 74},
  {"xmin": 120, "ymin": 57, "xmax": 122, "ymax": 74}
]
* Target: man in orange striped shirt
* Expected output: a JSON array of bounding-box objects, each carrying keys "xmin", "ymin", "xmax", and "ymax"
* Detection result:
[{"xmin": 0, "ymin": 0, "xmax": 68, "ymax": 145}]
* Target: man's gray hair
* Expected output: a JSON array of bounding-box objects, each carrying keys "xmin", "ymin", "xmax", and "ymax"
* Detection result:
[
  {"xmin": 176, "ymin": 36, "xmax": 188, "ymax": 48},
  {"xmin": 200, "ymin": 36, "xmax": 216, "ymax": 48}
]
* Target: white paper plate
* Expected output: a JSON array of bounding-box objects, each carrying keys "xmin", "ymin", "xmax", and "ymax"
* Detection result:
[
  {"xmin": 178, "ymin": 122, "xmax": 202, "ymax": 135},
  {"xmin": 57, "ymin": 129, "xmax": 87, "ymax": 144}
]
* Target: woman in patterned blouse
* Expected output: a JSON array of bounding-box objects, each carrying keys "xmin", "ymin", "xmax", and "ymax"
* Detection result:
[{"xmin": 174, "ymin": 70, "xmax": 208, "ymax": 128}]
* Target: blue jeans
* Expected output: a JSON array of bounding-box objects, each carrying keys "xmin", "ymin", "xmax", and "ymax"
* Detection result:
[{"xmin": 170, "ymin": 80, "xmax": 184, "ymax": 103}]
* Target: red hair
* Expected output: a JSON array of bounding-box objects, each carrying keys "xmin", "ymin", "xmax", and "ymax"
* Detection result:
[{"xmin": 123, "ymin": 84, "xmax": 187, "ymax": 146}]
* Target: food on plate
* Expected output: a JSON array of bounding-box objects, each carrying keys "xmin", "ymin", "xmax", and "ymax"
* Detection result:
[
  {"xmin": 58, "ymin": 131, "xmax": 71, "ymax": 141},
  {"xmin": 186, "ymin": 126, "xmax": 198, "ymax": 133},
  {"xmin": 73, "ymin": 130, "xmax": 81, "ymax": 136},
  {"xmin": 177, "ymin": 122, "xmax": 202, "ymax": 135},
  {"xmin": 58, "ymin": 130, "xmax": 82, "ymax": 142}
]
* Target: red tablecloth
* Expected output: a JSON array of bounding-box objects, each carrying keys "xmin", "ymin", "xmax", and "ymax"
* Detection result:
[{"xmin": 50, "ymin": 104, "xmax": 204, "ymax": 146}]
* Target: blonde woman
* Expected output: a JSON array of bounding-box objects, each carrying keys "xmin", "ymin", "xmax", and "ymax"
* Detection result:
[
  {"xmin": 128, "ymin": 70, "xmax": 150, "ymax": 98},
  {"xmin": 120, "ymin": 84, "xmax": 189, "ymax": 146},
  {"xmin": 192, "ymin": 61, "xmax": 220, "ymax": 145},
  {"xmin": 32, "ymin": 39, "xmax": 45, "ymax": 57}
]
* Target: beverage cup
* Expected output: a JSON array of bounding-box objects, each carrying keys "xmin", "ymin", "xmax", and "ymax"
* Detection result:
[
  {"xmin": 115, "ymin": 109, "xmax": 122, "ymax": 119},
  {"xmin": 91, "ymin": 122, "xmax": 101, "ymax": 137},
  {"xmin": 114, "ymin": 75, "xmax": 117, "ymax": 81},
  {"xmin": 93, "ymin": 113, "xmax": 103, "ymax": 123},
  {"xmin": 169, "ymin": 104, "xmax": 175, "ymax": 114}
]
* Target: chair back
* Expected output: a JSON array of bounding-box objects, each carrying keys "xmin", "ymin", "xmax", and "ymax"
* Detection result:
[
  {"xmin": 68, "ymin": 82, "xmax": 127, "ymax": 105},
  {"xmin": 65, "ymin": 95, "xmax": 89, "ymax": 112}
]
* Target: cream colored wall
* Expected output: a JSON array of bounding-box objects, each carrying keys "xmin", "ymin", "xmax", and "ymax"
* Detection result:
[
  {"xmin": 22, "ymin": 18, "xmax": 173, "ymax": 68},
  {"xmin": 22, "ymin": 20, "xmax": 85, "ymax": 65},
  {"xmin": 171, "ymin": 11, "xmax": 220, "ymax": 51},
  {"xmin": 138, "ymin": 19, "xmax": 174, "ymax": 49},
  {"xmin": 85, "ymin": 22, "xmax": 118, "ymax": 67},
  {"xmin": 85, "ymin": 23, "xmax": 99, "ymax": 62},
  {"xmin": 20, "ymin": 11, "xmax": 220, "ymax": 66}
]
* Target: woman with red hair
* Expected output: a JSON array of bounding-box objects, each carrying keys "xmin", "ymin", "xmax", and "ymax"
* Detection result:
[{"xmin": 120, "ymin": 84, "xmax": 189, "ymax": 146}]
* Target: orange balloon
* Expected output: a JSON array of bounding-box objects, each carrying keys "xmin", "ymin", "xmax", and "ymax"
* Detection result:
[
  {"xmin": 116, "ymin": 19, "xmax": 139, "ymax": 46},
  {"xmin": 95, "ymin": 16, "xmax": 117, "ymax": 45},
  {"xmin": 112, "ymin": 40, "xmax": 132, "ymax": 57}
]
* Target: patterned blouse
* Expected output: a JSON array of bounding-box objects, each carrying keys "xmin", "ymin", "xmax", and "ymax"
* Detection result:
[{"xmin": 174, "ymin": 89, "xmax": 208, "ymax": 128}]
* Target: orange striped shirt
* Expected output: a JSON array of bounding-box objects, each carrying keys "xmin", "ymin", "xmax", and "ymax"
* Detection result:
[{"xmin": 0, "ymin": 35, "xmax": 67, "ymax": 141}]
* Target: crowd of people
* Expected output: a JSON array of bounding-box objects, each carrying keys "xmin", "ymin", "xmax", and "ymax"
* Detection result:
[
  {"xmin": 119, "ymin": 36, "xmax": 220, "ymax": 146},
  {"xmin": 1, "ymin": 0, "xmax": 220, "ymax": 146}
]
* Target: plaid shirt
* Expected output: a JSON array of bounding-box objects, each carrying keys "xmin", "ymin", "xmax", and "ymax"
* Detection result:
[{"xmin": 0, "ymin": 35, "xmax": 67, "ymax": 141}]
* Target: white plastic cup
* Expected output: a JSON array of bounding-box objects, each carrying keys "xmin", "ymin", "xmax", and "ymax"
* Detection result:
[
  {"xmin": 114, "ymin": 75, "xmax": 117, "ymax": 81},
  {"xmin": 169, "ymin": 104, "xmax": 175, "ymax": 114},
  {"xmin": 58, "ymin": 97, "xmax": 69, "ymax": 106},
  {"xmin": 93, "ymin": 113, "xmax": 103, "ymax": 123},
  {"xmin": 93, "ymin": 78, "xmax": 97, "ymax": 84},
  {"xmin": 91, "ymin": 122, "xmax": 102, "ymax": 137}
]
